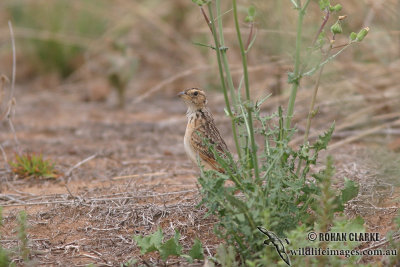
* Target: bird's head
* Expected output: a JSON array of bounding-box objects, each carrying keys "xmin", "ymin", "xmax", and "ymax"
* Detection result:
[{"xmin": 178, "ymin": 88, "xmax": 207, "ymax": 111}]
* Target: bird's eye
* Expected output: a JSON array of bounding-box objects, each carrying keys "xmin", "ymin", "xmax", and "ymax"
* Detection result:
[{"xmin": 193, "ymin": 91, "xmax": 198, "ymax": 96}]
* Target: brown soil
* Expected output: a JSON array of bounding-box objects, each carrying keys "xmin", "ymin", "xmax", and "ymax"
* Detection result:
[{"xmin": 0, "ymin": 83, "xmax": 399, "ymax": 266}]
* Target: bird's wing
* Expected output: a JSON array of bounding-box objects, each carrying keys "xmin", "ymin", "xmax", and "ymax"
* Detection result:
[{"xmin": 190, "ymin": 109, "xmax": 229, "ymax": 172}]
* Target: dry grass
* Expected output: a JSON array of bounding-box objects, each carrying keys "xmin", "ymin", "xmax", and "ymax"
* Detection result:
[{"xmin": 1, "ymin": 182, "xmax": 215, "ymax": 266}]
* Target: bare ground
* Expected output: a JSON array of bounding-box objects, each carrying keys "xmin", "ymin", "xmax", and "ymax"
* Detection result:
[{"xmin": 0, "ymin": 79, "xmax": 399, "ymax": 266}]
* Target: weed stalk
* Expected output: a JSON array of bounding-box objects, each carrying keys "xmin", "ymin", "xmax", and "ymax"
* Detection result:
[
  {"xmin": 285, "ymin": 0, "xmax": 311, "ymax": 131},
  {"xmin": 232, "ymin": 0, "xmax": 259, "ymax": 181},
  {"xmin": 204, "ymin": 3, "xmax": 242, "ymax": 161}
]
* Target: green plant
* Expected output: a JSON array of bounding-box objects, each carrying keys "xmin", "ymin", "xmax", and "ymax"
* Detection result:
[
  {"xmin": 386, "ymin": 211, "xmax": 400, "ymax": 266},
  {"xmin": 0, "ymin": 249, "xmax": 10, "ymax": 267},
  {"xmin": 0, "ymin": 209, "xmax": 30, "ymax": 267},
  {"xmin": 190, "ymin": 0, "xmax": 368, "ymax": 265},
  {"xmin": 9, "ymin": 153, "xmax": 59, "ymax": 179},
  {"xmin": 284, "ymin": 157, "xmax": 365, "ymax": 266},
  {"xmin": 17, "ymin": 211, "xmax": 29, "ymax": 263},
  {"xmin": 120, "ymin": 258, "xmax": 138, "ymax": 267},
  {"xmin": 133, "ymin": 228, "xmax": 204, "ymax": 264},
  {"xmin": 214, "ymin": 244, "xmax": 239, "ymax": 267},
  {"xmin": 0, "ymin": 207, "xmax": 11, "ymax": 267}
]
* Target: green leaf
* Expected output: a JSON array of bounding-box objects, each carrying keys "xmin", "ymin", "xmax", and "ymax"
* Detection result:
[
  {"xmin": 345, "ymin": 216, "xmax": 365, "ymax": 233},
  {"xmin": 333, "ymin": 178, "xmax": 359, "ymax": 212},
  {"xmin": 341, "ymin": 178, "xmax": 359, "ymax": 203},
  {"xmin": 192, "ymin": 42, "xmax": 216, "ymax": 50},
  {"xmin": 159, "ymin": 230, "xmax": 182, "ymax": 261},
  {"xmin": 0, "ymin": 248, "xmax": 11, "ymax": 267},
  {"xmin": 216, "ymin": 245, "xmax": 239, "ymax": 267},
  {"xmin": 189, "ymin": 239, "xmax": 204, "ymax": 261},
  {"xmin": 225, "ymin": 194, "xmax": 248, "ymax": 214},
  {"xmin": 312, "ymin": 122, "xmax": 335, "ymax": 151},
  {"xmin": 287, "ymin": 71, "xmax": 299, "ymax": 84},
  {"xmin": 133, "ymin": 228, "xmax": 163, "ymax": 254}
]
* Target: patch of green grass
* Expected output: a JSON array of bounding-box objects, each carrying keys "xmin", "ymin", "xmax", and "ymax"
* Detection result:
[{"xmin": 9, "ymin": 153, "xmax": 59, "ymax": 179}]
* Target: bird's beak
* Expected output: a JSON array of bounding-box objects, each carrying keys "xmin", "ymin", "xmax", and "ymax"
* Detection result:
[{"xmin": 177, "ymin": 91, "xmax": 185, "ymax": 97}]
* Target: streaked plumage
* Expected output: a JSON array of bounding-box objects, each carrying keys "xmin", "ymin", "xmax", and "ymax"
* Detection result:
[{"xmin": 178, "ymin": 88, "xmax": 229, "ymax": 172}]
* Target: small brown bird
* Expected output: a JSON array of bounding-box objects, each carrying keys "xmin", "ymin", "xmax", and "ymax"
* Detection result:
[{"xmin": 178, "ymin": 88, "xmax": 229, "ymax": 172}]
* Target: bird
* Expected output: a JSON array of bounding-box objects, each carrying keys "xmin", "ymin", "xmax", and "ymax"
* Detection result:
[{"xmin": 178, "ymin": 88, "xmax": 229, "ymax": 173}]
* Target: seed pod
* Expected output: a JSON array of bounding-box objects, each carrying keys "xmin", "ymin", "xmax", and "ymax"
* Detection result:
[
  {"xmin": 349, "ymin": 32, "xmax": 357, "ymax": 41},
  {"xmin": 356, "ymin": 27, "xmax": 369, "ymax": 42},
  {"xmin": 329, "ymin": 4, "xmax": 342, "ymax": 12},
  {"xmin": 330, "ymin": 21, "xmax": 343, "ymax": 35}
]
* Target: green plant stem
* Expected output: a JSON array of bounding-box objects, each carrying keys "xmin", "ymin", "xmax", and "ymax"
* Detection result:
[
  {"xmin": 303, "ymin": 50, "xmax": 331, "ymax": 144},
  {"xmin": 232, "ymin": 0, "xmax": 260, "ymax": 181},
  {"xmin": 205, "ymin": 4, "xmax": 242, "ymax": 159},
  {"xmin": 216, "ymin": 0, "xmax": 237, "ymax": 108},
  {"xmin": 296, "ymin": 47, "xmax": 331, "ymax": 176},
  {"xmin": 285, "ymin": 0, "xmax": 311, "ymax": 131},
  {"xmin": 215, "ymin": 0, "xmax": 243, "ymax": 161}
]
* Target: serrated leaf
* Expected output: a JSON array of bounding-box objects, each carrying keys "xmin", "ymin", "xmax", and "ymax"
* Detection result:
[
  {"xmin": 312, "ymin": 122, "xmax": 335, "ymax": 150},
  {"xmin": 133, "ymin": 228, "xmax": 163, "ymax": 254},
  {"xmin": 189, "ymin": 239, "xmax": 204, "ymax": 261},
  {"xmin": 341, "ymin": 178, "xmax": 359, "ymax": 203},
  {"xmin": 159, "ymin": 231, "xmax": 182, "ymax": 261},
  {"xmin": 333, "ymin": 178, "xmax": 359, "ymax": 212}
]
